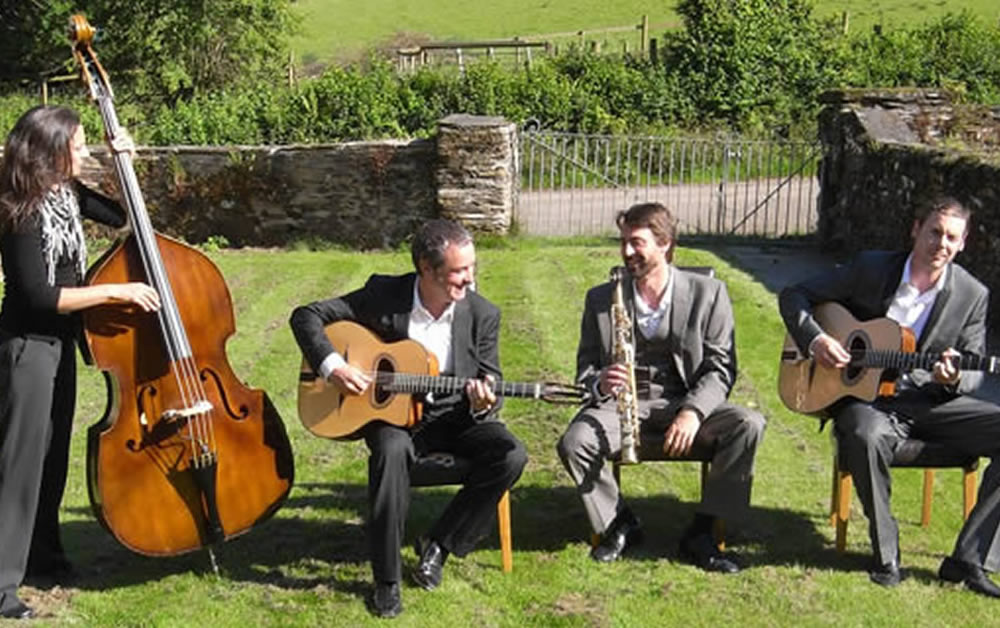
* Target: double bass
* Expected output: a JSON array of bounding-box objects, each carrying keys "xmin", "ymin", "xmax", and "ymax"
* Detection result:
[{"xmin": 68, "ymin": 15, "xmax": 294, "ymax": 558}]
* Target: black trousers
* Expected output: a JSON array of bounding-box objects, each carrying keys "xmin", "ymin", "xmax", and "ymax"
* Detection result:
[
  {"xmin": 361, "ymin": 417, "xmax": 527, "ymax": 583},
  {"xmin": 834, "ymin": 388, "xmax": 1000, "ymax": 569},
  {"xmin": 0, "ymin": 333, "xmax": 75, "ymax": 605}
]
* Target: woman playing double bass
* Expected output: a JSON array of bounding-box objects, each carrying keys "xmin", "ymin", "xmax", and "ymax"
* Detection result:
[{"xmin": 0, "ymin": 105, "xmax": 159, "ymax": 619}]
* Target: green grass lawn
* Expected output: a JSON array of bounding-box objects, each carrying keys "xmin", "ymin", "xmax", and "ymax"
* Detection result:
[
  {"xmin": 291, "ymin": 0, "xmax": 1000, "ymax": 65},
  {"xmin": 4, "ymin": 239, "xmax": 996, "ymax": 625}
]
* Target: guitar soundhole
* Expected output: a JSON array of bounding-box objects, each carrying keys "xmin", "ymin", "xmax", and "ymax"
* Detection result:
[
  {"xmin": 843, "ymin": 332, "xmax": 868, "ymax": 384},
  {"xmin": 372, "ymin": 357, "xmax": 395, "ymax": 406}
]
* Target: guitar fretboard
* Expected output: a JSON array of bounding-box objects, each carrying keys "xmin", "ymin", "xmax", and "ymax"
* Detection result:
[
  {"xmin": 375, "ymin": 372, "xmax": 544, "ymax": 399},
  {"xmin": 856, "ymin": 350, "xmax": 1000, "ymax": 374}
]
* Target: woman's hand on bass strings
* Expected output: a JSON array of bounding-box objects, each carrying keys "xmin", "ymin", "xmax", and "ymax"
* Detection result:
[{"xmin": 108, "ymin": 282, "xmax": 160, "ymax": 312}]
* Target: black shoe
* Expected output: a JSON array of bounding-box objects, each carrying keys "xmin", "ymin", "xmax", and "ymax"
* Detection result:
[
  {"xmin": 0, "ymin": 596, "xmax": 34, "ymax": 620},
  {"xmin": 939, "ymin": 556, "xmax": 1000, "ymax": 598},
  {"xmin": 869, "ymin": 557, "xmax": 904, "ymax": 587},
  {"xmin": 678, "ymin": 532, "xmax": 740, "ymax": 574},
  {"xmin": 367, "ymin": 581, "xmax": 402, "ymax": 618},
  {"xmin": 590, "ymin": 510, "xmax": 643, "ymax": 563},
  {"xmin": 412, "ymin": 537, "xmax": 446, "ymax": 591}
]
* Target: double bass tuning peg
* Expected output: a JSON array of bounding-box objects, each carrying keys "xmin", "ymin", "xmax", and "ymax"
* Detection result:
[{"xmin": 68, "ymin": 14, "xmax": 101, "ymax": 47}]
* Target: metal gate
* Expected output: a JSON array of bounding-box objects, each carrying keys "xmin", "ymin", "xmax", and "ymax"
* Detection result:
[{"xmin": 516, "ymin": 131, "xmax": 822, "ymax": 238}]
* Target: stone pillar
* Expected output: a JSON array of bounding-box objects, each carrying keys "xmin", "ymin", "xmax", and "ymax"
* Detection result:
[{"xmin": 435, "ymin": 114, "xmax": 518, "ymax": 234}]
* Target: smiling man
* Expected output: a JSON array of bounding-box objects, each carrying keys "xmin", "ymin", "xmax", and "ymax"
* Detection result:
[
  {"xmin": 290, "ymin": 219, "xmax": 527, "ymax": 618},
  {"xmin": 557, "ymin": 202, "xmax": 765, "ymax": 572},
  {"xmin": 780, "ymin": 196, "xmax": 1000, "ymax": 597}
]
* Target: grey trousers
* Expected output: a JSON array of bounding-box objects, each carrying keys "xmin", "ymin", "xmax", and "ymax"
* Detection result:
[
  {"xmin": 0, "ymin": 334, "xmax": 75, "ymax": 603},
  {"xmin": 834, "ymin": 389, "xmax": 1000, "ymax": 570},
  {"xmin": 557, "ymin": 399, "xmax": 765, "ymax": 535}
]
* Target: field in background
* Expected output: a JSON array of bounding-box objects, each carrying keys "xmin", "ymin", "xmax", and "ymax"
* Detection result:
[
  {"xmin": 291, "ymin": 0, "xmax": 1000, "ymax": 66},
  {"xmin": 290, "ymin": 0, "xmax": 673, "ymax": 66}
]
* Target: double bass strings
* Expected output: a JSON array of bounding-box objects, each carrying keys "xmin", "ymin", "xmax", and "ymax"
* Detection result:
[{"xmin": 93, "ymin": 94, "xmax": 217, "ymax": 463}]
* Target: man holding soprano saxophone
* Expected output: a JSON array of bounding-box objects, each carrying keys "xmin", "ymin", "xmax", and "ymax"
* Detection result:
[{"xmin": 557, "ymin": 202, "xmax": 765, "ymax": 572}]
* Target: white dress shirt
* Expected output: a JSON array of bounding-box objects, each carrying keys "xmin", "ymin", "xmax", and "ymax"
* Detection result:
[
  {"xmin": 886, "ymin": 254, "xmax": 947, "ymax": 340},
  {"xmin": 632, "ymin": 269, "xmax": 674, "ymax": 340}
]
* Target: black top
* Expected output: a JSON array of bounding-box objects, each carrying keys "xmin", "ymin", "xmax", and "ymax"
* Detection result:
[{"xmin": 0, "ymin": 182, "xmax": 126, "ymax": 339}]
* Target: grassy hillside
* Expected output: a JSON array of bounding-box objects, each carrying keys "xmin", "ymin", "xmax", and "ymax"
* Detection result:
[
  {"xmin": 291, "ymin": 0, "xmax": 1000, "ymax": 65},
  {"xmin": 290, "ymin": 0, "xmax": 676, "ymax": 65}
]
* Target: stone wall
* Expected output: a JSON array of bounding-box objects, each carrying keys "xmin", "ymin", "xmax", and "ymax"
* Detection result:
[
  {"xmin": 3, "ymin": 115, "xmax": 520, "ymax": 250},
  {"xmin": 817, "ymin": 89, "xmax": 1000, "ymax": 307},
  {"xmin": 436, "ymin": 114, "xmax": 518, "ymax": 233}
]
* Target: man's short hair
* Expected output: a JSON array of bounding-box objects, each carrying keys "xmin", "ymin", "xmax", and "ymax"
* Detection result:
[
  {"xmin": 411, "ymin": 219, "xmax": 473, "ymax": 273},
  {"xmin": 915, "ymin": 195, "xmax": 971, "ymax": 226},
  {"xmin": 616, "ymin": 202, "xmax": 678, "ymax": 261}
]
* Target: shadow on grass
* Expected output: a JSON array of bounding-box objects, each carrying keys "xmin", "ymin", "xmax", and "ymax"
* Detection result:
[
  {"xmin": 690, "ymin": 242, "xmax": 837, "ymax": 296},
  {"xmin": 55, "ymin": 476, "xmax": 931, "ymax": 597}
]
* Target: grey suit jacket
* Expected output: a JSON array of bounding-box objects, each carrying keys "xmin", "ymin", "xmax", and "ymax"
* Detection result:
[
  {"xmin": 779, "ymin": 250, "xmax": 989, "ymax": 395},
  {"xmin": 576, "ymin": 267, "xmax": 738, "ymax": 420},
  {"xmin": 289, "ymin": 272, "xmax": 504, "ymax": 422}
]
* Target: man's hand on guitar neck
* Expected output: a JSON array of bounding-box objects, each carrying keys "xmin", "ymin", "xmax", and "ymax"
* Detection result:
[
  {"xmin": 810, "ymin": 333, "xmax": 852, "ymax": 369},
  {"xmin": 933, "ymin": 348, "xmax": 962, "ymax": 386},
  {"xmin": 330, "ymin": 364, "xmax": 373, "ymax": 395},
  {"xmin": 465, "ymin": 375, "xmax": 497, "ymax": 413}
]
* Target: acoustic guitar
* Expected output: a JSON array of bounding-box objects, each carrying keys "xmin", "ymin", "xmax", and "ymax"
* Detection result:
[
  {"xmin": 778, "ymin": 302, "xmax": 1000, "ymax": 414},
  {"xmin": 298, "ymin": 320, "xmax": 588, "ymax": 439}
]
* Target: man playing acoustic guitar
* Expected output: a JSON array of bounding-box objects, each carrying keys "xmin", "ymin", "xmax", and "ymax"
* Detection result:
[
  {"xmin": 290, "ymin": 219, "xmax": 527, "ymax": 618},
  {"xmin": 780, "ymin": 196, "xmax": 1000, "ymax": 597}
]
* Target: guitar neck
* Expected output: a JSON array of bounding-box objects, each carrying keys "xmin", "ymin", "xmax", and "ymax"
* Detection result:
[
  {"xmin": 378, "ymin": 373, "xmax": 546, "ymax": 400},
  {"xmin": 860, "ymin": 350, "xmax": 1000, "ymax": 375}
]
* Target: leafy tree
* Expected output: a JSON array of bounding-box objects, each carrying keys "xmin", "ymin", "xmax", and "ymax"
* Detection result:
[
  {"xmin": 660, "ymin": 0, "xmax": 840, "ymax": 130},
  {"xmin": 0, "ymin": 0, "xmax": 297, "ymax": 106}
]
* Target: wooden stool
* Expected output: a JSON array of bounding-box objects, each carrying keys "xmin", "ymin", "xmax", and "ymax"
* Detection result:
[{"xmin": 830, "ymin": 439, "xmax": 979, "ymax": 552}]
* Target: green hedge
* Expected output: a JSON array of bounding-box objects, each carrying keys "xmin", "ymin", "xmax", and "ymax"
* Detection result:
[{"xmin": 3, "ymin": 6, "xmax": 999, "ymax": 144}]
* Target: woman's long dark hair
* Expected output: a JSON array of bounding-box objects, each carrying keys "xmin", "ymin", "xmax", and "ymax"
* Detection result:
[{"xmin": 0, "ymin": 105, "xmax": 80, "ymax": 233}]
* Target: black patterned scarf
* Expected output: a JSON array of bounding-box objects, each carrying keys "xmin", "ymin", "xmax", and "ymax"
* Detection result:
[{"xmin": 37, "ymin": 184, "xmax": 87, "ymax": 285}]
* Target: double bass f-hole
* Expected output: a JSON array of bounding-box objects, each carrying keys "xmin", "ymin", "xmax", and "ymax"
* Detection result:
[{"xmin": 69, "ymin": 14, "xmax": 294, "ymax": 561}]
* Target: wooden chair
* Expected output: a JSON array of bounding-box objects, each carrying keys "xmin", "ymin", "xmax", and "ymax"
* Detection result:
[
  {"xmin": 410, "ymin": 453, "xmax": 513, "ymax": 572},
  {"xmin": 830, "ymin": 438, "xmax": 979, "ymax": 552},
  {"xmin": 611, "ymin": 454, "xmax": 725, "ymax": 548}
]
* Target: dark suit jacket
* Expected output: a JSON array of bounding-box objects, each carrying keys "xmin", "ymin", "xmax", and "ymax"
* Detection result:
[
  {"xmin": 779, "ymin": 250, "xmax": 989, "ymax": 395},
  {"xmin": 576, "ymin": 267, "xmax": 738, "ymax": 420},
  {"xmin": 289, "ymin": 272, "xmax": 503, "ymax": 423}
]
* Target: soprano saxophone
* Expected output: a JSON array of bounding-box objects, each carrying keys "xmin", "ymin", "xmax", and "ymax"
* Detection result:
[{"xmin": 610, "ymin": 266, "xmax": 640, "ymax": 465}]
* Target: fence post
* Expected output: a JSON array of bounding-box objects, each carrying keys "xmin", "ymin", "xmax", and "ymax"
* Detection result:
[
  {"xmin": 640, "ymin": 15, "xmax": 649, "ymax": 56},
  {"xmin": 841, "ymin": 11, "xmax": 850, "ymax": 34}
]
